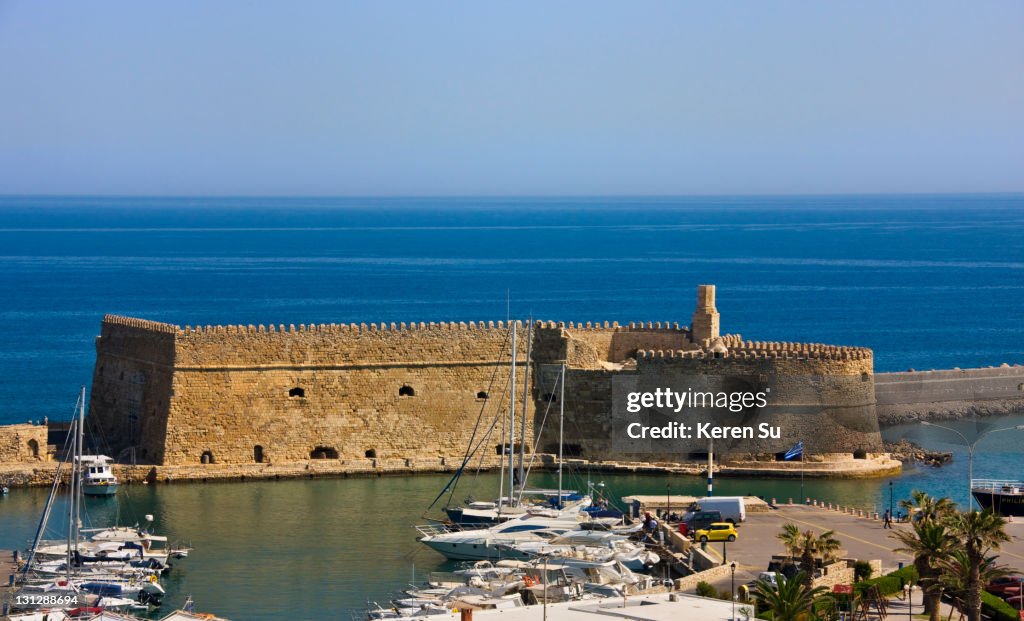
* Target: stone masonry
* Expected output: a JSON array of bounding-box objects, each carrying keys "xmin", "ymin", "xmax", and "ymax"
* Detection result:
[{"xmin": 81, "ymin": 285, "xmax": 886, "ymax": 468}]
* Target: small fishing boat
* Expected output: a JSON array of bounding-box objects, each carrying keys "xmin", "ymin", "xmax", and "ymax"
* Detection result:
[{"xmin": 78, "ymin": 454, "xmax": 119, "ymax": 496}]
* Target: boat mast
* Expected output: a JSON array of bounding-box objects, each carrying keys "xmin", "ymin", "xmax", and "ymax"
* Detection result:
[
  {"xmin": 75, "ymin": 386, "xmax": 85, "ymax": 550},
  {"xmin": 66, "ymin": 417, "xmax": 77, "ymax": 584},
  {"xmin": 508, "ymin": 320, "xmax": 517, "ymax": 506},
  {"xmin": 517, "ymin": 318, "xmax": 532, "ymax": 490},
  {"xmin": 558, "ymin": 363, "xmax": 565, "ymax": 508}
]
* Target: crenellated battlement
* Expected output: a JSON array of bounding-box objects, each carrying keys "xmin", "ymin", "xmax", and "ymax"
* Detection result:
[
  {"xmin": 102, "ymin": 314, "xmax": 179, "ymax": 334},
  {"xmin": 177, "ymin": 319, "xmax": 525, "ymax": 335},
  {"xmin": 534, "ymin": 320, "xmax": 691, "ymax": 332},
  {"xmin": 637, "ymin": 340, "xmax": 873, "ymax": 362}
]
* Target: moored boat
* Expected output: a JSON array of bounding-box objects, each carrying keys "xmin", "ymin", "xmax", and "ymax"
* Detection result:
[
  {"xmin": 972, "ymin": 479, "xmax": 1024, "ymax": 516},
  {"xmin": 78, "ymin": 455, "xmax": 119, "ymax": 496}
]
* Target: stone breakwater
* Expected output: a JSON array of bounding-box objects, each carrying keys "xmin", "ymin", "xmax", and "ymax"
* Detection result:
[
  {"xmin": 884, "ymin": 439, "xmax": 953, "ymax": 467},
  {"xmin": 875, "ymin": 365, "xmax": 1024, "ymax": 425}
]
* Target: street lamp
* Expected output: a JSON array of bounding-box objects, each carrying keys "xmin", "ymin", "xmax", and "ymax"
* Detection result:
[
  {"xmin": 919, "ymin": 421, "xmax": 1024, "ymax": 510},
  {"xmin": 731, "ymin": 562, "xmax": 737, "ymax": 621},
  {"xmin": 666, "ymin": 483, "xmax": 671, "ymax": 521}
]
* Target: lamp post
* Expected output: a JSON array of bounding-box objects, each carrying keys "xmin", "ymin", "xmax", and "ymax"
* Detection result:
[
  {"xmin": 666, "ymin": 483, "xmax": 671, "ymax": 521},
  {"xmin": 905, "ymin": 584, "xmax": 912, "ymax": 621},
  {"xmin": 730, "ymin": 562, "xmax": 737, "ymax": 621},
  {"xmin": 919, "ymin": 421, "xmax": 1024, "ymax": 510}
]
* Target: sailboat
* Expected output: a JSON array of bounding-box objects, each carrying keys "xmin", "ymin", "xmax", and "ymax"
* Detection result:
[{"xmin": 12, "ymin": 388, "xmax": 168, "ymax": 614}]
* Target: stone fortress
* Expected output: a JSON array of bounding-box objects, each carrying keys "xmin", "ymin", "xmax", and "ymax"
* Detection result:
[{"xmin": 78, "ymin": 285, "xmax": 893, "ymax": 477}]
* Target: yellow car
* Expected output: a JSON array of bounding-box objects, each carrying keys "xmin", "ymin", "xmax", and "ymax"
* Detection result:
[{"xmin": 694, "ymin": 522, "xmax": 738, "ymax": 542}]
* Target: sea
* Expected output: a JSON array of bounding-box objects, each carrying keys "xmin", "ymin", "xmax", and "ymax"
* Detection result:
[{"xmin": 1, "ymin": 194, "xmax": 1023, "ymax": 619}]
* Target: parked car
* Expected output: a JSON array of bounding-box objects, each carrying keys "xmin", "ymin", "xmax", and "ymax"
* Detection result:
[
  {"xmin": 678, "ymin": 510, "xmax": 724, "ymax": 536},
  {"xmin": 757, "ymin": 572, "xmax": 779, "ymax": 588},
  {"xmin": 986, "ymin": 575, "xmax": 1024, "ymax": 596},
  {"xmin": 692, "ymin": 496, "xmax": 746, "ymax": 524},
  {"xmin": 694, "ymin": 522, "xmax": 738, "ymax": 542}
]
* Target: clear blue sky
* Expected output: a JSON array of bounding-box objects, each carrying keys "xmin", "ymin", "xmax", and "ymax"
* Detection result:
[{"xmin": 0, "ymin": 1, "xmax": 1021, "ymax": 196}]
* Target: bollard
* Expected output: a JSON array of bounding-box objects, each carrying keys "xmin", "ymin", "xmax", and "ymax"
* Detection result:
[
  {"xmin": 789, "ymin": 497, "xmax": 794, "ymax": 505},
  {"xmin": 772, "ymin": 498, "xmax": 777, "ymax": 506}
]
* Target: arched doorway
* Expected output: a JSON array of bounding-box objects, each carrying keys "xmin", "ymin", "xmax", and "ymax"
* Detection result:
[
  {"xmin": 254, "ymin": 445, "xmax": 264, "ymax": 463},
  {"xmin": 27, "ymin": 439, "xmax": 39, "ymax": 460},
  {"xmin": 201, "ymin": 450, "xmax": 215, "ymax": 464}
]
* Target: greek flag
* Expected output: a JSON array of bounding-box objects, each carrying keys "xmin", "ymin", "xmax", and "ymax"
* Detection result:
[{"xmin": 784, "ymin": 441, "xmax": 804, "ymax": 461}]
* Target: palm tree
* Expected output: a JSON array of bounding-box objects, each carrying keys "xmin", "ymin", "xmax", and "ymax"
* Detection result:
[
  {"xmin": 777, "ymin": 523, "xmax": 843, "ymax": 585},
  {"xmin": 892, "ymin": 519, "xmax": 954, "ymax": 621},
  {"xmin": 938, "ymin": 549, "xmax": 1009, "ymax": 609},
  {"xmin": 943, "ymin": 510, "xmax": 1011, "ymax": 621},
  {"xmin": 899, "ymin": 490, "xmax": 956, "ymax": 524},
  {"xmin": 752, "ymin": 571, "xmax": 831, "ymax": 621}
]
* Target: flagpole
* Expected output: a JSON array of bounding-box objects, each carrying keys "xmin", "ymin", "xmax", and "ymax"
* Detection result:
[{"xmin": 800, "ymin": 443, "xmax": 804, "ymax": 504}]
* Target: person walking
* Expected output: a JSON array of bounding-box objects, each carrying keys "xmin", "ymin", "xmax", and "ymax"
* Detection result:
[{"xmin": 883, "ymin": 508, "xmax": 892, "ymax": 529}]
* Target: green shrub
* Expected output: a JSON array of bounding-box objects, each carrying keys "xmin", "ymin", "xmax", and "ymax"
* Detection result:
[
  {"xmin": 855, "ymin": 565, "xmax": 918, "ymax": 597},
  {"xmin": 982, "ymin": 591, "xmax": 1020, "ymax": 621},
  {"xmin": 696, "ymin": 581, "xmax": 717, "ymax": 598},
  {"xmin": 853, "ymin": 560, "xmax": 874, "ymax": 582}
]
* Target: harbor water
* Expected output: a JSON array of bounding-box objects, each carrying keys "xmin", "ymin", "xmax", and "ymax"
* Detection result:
[{"xmin": 2, "ymin": 414, "xmax": 1024, "ymax": 619}]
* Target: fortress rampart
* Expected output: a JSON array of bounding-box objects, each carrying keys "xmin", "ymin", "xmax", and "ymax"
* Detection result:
[{"xmin": 82, "ymin": 285, "xmax": 886, "ymax": 470}]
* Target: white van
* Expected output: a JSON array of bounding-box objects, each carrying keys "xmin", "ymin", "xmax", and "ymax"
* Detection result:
[{"xmin": 693, "ymin": 496, "xmax": 746, "ymax": 524}]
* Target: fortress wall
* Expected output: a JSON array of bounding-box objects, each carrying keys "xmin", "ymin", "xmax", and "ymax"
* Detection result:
[
  {"xmin": 88, "ymin": 316, "xmax": 178, "ymax": 464},
  {"xmin": 0, "ymin": 424, "xmax": 48, "ymax": 463},
  {"xmin": 148, "ymin": 319, "xmax": 531, "ymax": 466},
  {"xmin": 532, "ymin": 321, "xmax": 699, "ymax": 368},
  {"xmin": 534, "ymin": 345, "xmax": 879, "ymax": 462}
]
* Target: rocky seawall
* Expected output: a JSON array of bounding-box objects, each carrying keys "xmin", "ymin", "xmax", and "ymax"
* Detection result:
[{"xmin": 875, "ymin": 365, "xmax": 1024, "ymax": 426}]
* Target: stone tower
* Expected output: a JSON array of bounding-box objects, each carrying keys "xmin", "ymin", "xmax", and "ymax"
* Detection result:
[{"xmin": 691, "ymin": 284, "xmax": 720, "ymax": 342}]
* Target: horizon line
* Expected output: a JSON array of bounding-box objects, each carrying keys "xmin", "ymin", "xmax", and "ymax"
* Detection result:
[{"xmin": 1, "ymin": 190, "xmax": 1023, "ymax": 201}]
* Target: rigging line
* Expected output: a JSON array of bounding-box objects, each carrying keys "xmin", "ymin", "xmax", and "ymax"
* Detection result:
[
  {"xmin": 451, "ymin": 363, "xmax": 512, "ymax": 506},
  {"xmin": 468, "ymin": 363, "xmax": 514, "ymax": 482},
  {"xmin": 22, "ymin": 417, "xmax": 78, "ymax": 581},
  {"xmin": 424, "ymin": 325, "xmax": 512, "ymax": 513},
  {"xmin": 518, "ymin": 371, "xmax": 560, "ymax": 498}
]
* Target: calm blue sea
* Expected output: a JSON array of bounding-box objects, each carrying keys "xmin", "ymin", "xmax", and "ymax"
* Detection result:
[
  {"xmin": 1, "ymin": 194, "xmax": 1023, "ymax": 425},
  {"xmin": 2, "ymin": 194, "xmax": 1024, "ymax": 619}
]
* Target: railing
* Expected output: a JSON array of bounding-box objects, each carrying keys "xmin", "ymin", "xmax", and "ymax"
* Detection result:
[{"xmin": 971, "ymin": 479, "xmax": 1023, "ymax": 492}]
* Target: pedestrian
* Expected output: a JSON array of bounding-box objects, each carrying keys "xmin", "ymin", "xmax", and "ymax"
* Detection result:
[{"xmin": 883, "ymin": 509, "xmax": 892, "ymax": 529}]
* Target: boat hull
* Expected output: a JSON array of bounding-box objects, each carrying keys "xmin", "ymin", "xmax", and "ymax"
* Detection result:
[
  {"xmin": 972, "ymin": 491, "xmax": 1024, "ymax": 517},
  {"xmin": 83, "ymin": 483, "xmax": 119, "ymax": 496}
]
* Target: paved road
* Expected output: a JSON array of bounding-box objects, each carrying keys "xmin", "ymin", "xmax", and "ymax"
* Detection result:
[{"xmin": 694, "ymin": 504, "xmax": 1024, "ymax": 593}]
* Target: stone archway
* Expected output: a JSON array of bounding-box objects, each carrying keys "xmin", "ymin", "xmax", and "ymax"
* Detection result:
[{"xmin": 27, "ymin": 439, "xmax": 40, "ymax": 460}]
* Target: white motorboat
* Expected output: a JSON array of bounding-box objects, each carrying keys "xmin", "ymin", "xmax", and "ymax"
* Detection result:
[{"xmin": 78, "ymin": 454, "xmax": 119, "ymax": 496}]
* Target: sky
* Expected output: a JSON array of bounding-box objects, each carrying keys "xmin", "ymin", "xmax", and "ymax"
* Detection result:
[{"xmin": 0, "ymin": 1, "xmax": 1021, "ymax": 196}]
